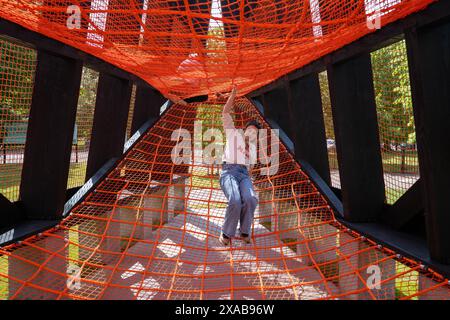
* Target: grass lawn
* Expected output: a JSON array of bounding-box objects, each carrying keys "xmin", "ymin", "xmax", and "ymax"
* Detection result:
[
  {"xmin": 395, "ymin": 262, "xmax": 419, "ymax": 300},
  {"xmin": 0, "ymin": 162, "xmax": 87, "ymax": 201},
  {"xmin": 0, "ymin": 163, "xmax": 22, "ymax": 201},
  {"xmin": 66, "ymin": 163, "xmax": 88, "ymax": 189},
  {"xmin": 191, "ymin": 174, "xmax": 220, "ymax": 190},
  {"xmin": 328, "ymin": 151, "xmax": 419, "ymax": 174},
  {"xmin": 386, "ymin": 188, "xmax": 408, "ymax": 204},
  {"xmin": 382, "ymin": 152, "xmax": 419, "ymax": 173}
]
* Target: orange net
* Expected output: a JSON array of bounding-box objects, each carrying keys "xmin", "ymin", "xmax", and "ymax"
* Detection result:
[
  {"xmin": 0, "ymin": 38, "xmax": 36, "ymax": 201},
  {"xmin": 0, "ymin": 0, "xmax": 436, "ymax": 100},
  {"xmin": 0, "ymin": 99, "xmax": 448, "ymax": 300},
  {"xmin": 371, "ymin": 40, "xmax": 419, "ymax": 204},
  {"xmin": 67, "ymin": 66, "xmax": 99, "ymax": 190},
  {"xmin": 319, "ymin": 71, "xmax": 340, "ymax": 189}
]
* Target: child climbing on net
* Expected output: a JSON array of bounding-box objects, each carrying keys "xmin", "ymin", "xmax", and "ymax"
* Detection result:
[{"xmin": 218, "ymin": 86, "xmax": 261, "ymax": 246}]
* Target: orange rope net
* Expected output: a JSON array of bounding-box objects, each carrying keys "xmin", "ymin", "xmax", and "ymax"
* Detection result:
[
  {"xmin": 0, "ymin": 0, "xmax": 436, "ymax": 100},
  {"xmin": 0, "ymin": 99, "xmax": 448, "ymax": 300}
]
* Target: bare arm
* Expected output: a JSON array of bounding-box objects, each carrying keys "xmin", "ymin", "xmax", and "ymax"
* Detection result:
[{"xmin": 222, "ymin": 87, "xmax": 237, "ymax": 130}]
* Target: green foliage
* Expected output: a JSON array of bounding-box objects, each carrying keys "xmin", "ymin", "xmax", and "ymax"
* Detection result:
[
  {"xmin": 75, "ymin": 67, "xmax": 99, "ymax": 141},
  {"xmin": 0, "ymin": 39, "xmax": 36, "ymax": 144},
  {"xmin": 0, "ymin": 40, "xmax": 35, "ymax": 112},
  {"xmin": 207, "ymin": 25, "xmax": 226, "ymax": 53},
  {"xmin": 371, "ymin": 41, "xmax": 415, "ymax": 146},
  {"xmin": 319, "ymin": 72, "xmax": 334, "ymax": 140}
]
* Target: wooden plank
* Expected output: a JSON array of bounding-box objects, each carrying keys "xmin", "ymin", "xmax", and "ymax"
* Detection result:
[
  {"xmin": 327, "ymin": 53, "xmax": 385, "ymax": 222},
  {"xmin": 263, "ymin": 84, "xmax": 293, "ymax": 138},
  {"xmin": 131, "ymin": 85, "xmax": 165, "ymax": 134},
  {"xmin": 289, "ymin": 74, "xmax": 330, "ymax": 184},
  {"xmin": 249, "ymin": 0, "xmax": 450, "ymax": 98},
  {"xmin": 382, "ymin": 179, "xmax": 424, "ymax": 229},
  {"xmin": 405, "ymin": 19, "xmax": 450, "ymax": 264},
  {"xmin": 20, "ymin": 50, "xmax": 82, "ymax": 219},
  {"xmin": 0, "ymin": 194, "xmax": 25, "ymax": 229},
  {"xmin": 85, "ymin": 73, "xmax": 132, "ymax": 179}
]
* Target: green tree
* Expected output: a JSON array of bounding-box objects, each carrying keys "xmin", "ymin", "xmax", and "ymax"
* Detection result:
[
  {"xmin": 319, "ymin": 72, "xmax": 334, "ymax": 140},
  {"xmin": 371, "ymin": 41, "xmax": 415, "ymax": 147},
  {"xmin": 0, "ymin": 39, "xmax": 36, "ymax": 144},
  {"xmin": 75, "ymin": 67, "xmax": 99, "ymax": 142}
]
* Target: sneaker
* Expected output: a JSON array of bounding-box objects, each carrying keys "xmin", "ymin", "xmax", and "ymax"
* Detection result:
[
  {"xmin": 219, "ymin": 233, "xmax": 230, "ymax": 246},
  {"xmin": 241, "ymin": 233, "xmax": 252, "ymax": 244}
]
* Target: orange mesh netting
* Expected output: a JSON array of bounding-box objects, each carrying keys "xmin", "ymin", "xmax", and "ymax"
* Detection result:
[
  {"xmin": 0, "ymin": 0, "xmax": 437, "ymax": 100},
  {"xmin": 0, "ymin": 38, "xmax": 36, "ymax": 201},
  {"xmin": 371, "ymin": 40, "xmax": 419, "ymax": 204},
  {"xmin": 0, "ymin": 99, "xmax": 449, "ymax": 300}
]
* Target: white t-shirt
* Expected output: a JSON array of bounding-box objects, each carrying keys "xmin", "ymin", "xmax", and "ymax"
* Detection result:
[{"xmin": 222, "ymin": 111, "xmax": 257, "ymax": 166}]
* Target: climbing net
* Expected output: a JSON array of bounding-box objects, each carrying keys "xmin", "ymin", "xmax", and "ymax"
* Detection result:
[
  {"xmin": 0, "ymin": 0, "xmax": 436, "ymax": 100},
  {"xmin": 0, "ymin": 99, "xmax": 448, "ymax": 300}
]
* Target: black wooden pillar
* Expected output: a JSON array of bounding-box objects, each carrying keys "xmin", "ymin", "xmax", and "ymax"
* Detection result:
[
  {"xmin": 405, "ymin": 19, "xmax": 450, "ymax": 264},
  {"xmin": 130, "ymin": 85, "xmax": 165, "ymax": 134},
  {"xmin": 84, "ymin": 0, "xmax": 135, "ymax": 180},
  {"xmin": 327, "ymin": 54, "xmax": 385, "ymax": 222},
  {"xmin": 263, "ymin": 85, "xmax": 293, "ymax": 138},
  {"xmin": 289, "ymin": 74, "xmax": 331, "ymax": 184},
  {"xmin": 85, "ymin": 73, "xmax": 132, "ymax": 179},
  {"xmin": 20, "ymin": 51, "xmax": 83, "ymax": 219}
]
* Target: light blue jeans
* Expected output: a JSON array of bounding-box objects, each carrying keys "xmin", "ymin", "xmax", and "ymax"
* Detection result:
[{"xmin": 219, "ymin": 164, "xmax": 258, "ymax": 238}]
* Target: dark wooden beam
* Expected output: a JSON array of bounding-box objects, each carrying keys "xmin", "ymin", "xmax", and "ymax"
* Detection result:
[
  {"xmin": 382, "ymin": 179, "xmax": 424, "ymax": 229},
  {"xmin": 0, "ymin": 18, "xmax": 150, "ymax": 88},
  {"xmin": 289, "ymin": 74, "xmax": 330, "ymax": 184},
  {"xmin": 251, "ymin": 96, "xmax": 265, "ymax": 114},
  {"xmin": 263, "ymin": 84, "xmax": 293, "ymax": 138},
  {"xmin": 130, "ymin": 84, "xmax": 165, "ymax": 134},
  {"xmin": 20, "ymin": 50, "xmax": 82, "ymax": 219},
  {"xmin": 249, "ymin": 0, "xmax": 450, "ymax": 98},
  {"xmin": 327, "ymin": 53, "xmax": 385, "ymax": 222},
  {"xmin": 299, "ymin": 160, "xmax": 343, "ymax": 217},
  {"xmin": 405, "ymin": 19, "xmax": 450, "ymax": 264},
  {"xmin": 84, "ymin": 0, "xmax": 138, "ymax": 180},
  {"xmin": 0, "ymin": 194, "xmax": 25, "ymax": 229},
  {"xmin": 85, "ymin": 73, "xmax": 132, "ymax": 180}
]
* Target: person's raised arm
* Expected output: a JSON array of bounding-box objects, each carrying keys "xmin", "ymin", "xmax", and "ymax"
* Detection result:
[{"xmin": 222, "ymin": 86, "xmax": 237, "ymax": 130}]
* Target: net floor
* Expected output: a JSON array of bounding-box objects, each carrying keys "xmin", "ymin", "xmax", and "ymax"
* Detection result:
[{"xmin": 0, "ymin": 100, "xmax": 449, "ymax": 300}]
